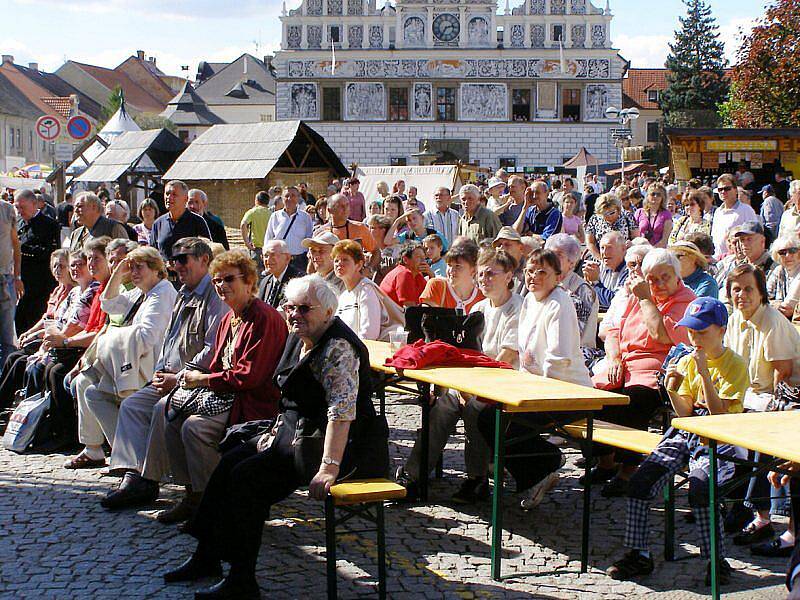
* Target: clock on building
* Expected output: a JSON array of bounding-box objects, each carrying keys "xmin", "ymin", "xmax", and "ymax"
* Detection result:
[{"xmin": 432, "ymin": 13, "xmax": 460, "ymax": 42}]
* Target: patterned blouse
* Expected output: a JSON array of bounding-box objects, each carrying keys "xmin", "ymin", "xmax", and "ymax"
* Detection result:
[
  {"xmin": 767, "ymin": 265, "xmax": 800, "ymax": 302},
  {"xmin": 668, "ymin": 214, "xmax": 712, "ymax": 245},
  {"xmin": 59, "ymin": 281, "xmax": 100, "ymax": 328},
  {"xmin": 306, "ymin": 337, "xmax": 360, "ymax": 422},
  {"xmin": 585, "ymin": 212, "xmax": 638, "ymax": 243}
]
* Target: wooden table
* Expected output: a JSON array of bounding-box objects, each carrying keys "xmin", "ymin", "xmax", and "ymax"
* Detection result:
[
  {"xmin": 671, "ymin": 411, "xmax": 800, "ymax": 600},
  {"xmin": 362, "ymin": 339, "xmax": 629, "ymax": 580}
]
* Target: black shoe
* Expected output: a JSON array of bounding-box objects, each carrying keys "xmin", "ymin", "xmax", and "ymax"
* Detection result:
[
  {"xmin": 705, "ymin": 558, "xmax": 732, "ymax": 586},
  {"xmin": 733, "ymin": 522, "xmax": 775, "ymax": 546},
  {"xmin": 606, "ymin": 550, "xmax": 655, "ymax": 580},
  {"xmin": 194, "ymin": 575, "xmax": 260, "ymax": 599},
  {"xmin": 579, "ymin": 466, "xmax": 617, "ymax": 487},
  {"xmin": 451, "ymin": 477, "xmax": 490, "ymax": 505},
  {"xmin": 100, "ymin": 471, "xmax": 159, "ymax": 510},
  {"xmin": 723, "ymin": 502, "xmax": 752, "ymax": 534},
  {"xmin": 394, "ymin": 467, "xmax": 419, "ymax": 503},
  {"xmin": 750, "ymin": 537, "xmax": 794, "ymax": 557},
  {"xmin": 164, "ymin": 554, "xmax": 223, "ymax": 584}
]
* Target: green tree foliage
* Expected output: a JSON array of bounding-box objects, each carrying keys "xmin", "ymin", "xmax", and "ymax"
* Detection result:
[
  {"xmin": 660, "ymin": 0, "xmax": 729, "ymax": 128},
  {"xmin": 99, "ymin": 85, "xmax": 124, "ymax": 126}
]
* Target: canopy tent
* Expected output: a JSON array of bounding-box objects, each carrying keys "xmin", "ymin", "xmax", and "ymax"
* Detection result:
[
  {"xmin": 0, "ymin": 176, "xmax": 52, "ymax": 191},
  {"xmin": 67, "ymin": 102, "xmax": 141, "ymax": 176},
  {"xmin": 604, "ymin": 162, "xmax": 655, "ymax": 176},
  {"xmin": 562, "ymin": 147, "xmax": 601, "ymax": 171},
  {"xmin": 353, "ymin": 165, "xmax": 464, "ymax": 206}
]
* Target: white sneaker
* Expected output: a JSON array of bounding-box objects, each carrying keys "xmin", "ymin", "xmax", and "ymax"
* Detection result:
[{"xmin": 520, "ymin": 471, "xmax": 559, "ymax": 511}]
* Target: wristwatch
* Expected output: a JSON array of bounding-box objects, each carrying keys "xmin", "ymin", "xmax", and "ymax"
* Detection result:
[
  {"xmin": 321, "ymin": 457, "xmax": 340, "ymax": 467},
  {"xmin": 62, "ymin": 337, "xmax": 70, "ymax": 348}
]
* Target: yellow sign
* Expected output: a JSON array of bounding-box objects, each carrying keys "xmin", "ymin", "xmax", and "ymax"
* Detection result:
[{"xmin": 706, "ymin": 140, "xmax": 778, "ymax": 151}]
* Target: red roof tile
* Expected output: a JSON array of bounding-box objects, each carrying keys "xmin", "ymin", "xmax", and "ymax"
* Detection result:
[
  {"xmin": 41, "ymin": 96, "xmax": 73, "ymax": 118},
  {"xmin": 71, "ymin": 61, "xmax": 166, "ymax": 113},
  {"xmin": 622, "ymin": 68, "xmax": 669, "ymax": 110}
]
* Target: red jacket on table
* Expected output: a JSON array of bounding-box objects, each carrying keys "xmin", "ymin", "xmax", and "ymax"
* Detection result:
[{"xmin": 206, "ymin": 298, "xmax": 288, "ymax": 424}]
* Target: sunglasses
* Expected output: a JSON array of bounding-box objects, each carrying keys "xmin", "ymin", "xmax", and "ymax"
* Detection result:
[
  {"xmin": 778, "ymin": 248, "xmax": 800, "ymax": 256},
  {"xmin": 170, "ymin": 253, "xmax": 196, "ymax": 265},
  {"xmin": 717, "ymin": 185, "xmax": 734, "ymax": 193},
  {"xmin": 281, "ymin": 303, "xmax": 319, "ymax": 315},
  {"xmin": 212, "ymin": 274, "xmax": 245, "ymax": 287}
]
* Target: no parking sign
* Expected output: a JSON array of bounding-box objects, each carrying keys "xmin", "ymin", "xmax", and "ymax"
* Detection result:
[{"xmin": 67, "ymin": 115, "xmax": 92, "ymax": 140}]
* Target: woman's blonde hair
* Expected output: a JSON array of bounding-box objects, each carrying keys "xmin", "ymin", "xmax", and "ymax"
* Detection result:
[
  {"xmin": 209, "ymin": 250, "xmax": 258, "ymax": 294},
  {"xmin": 126, "ymin": 246, "xmax": 168, "ymax": 280},
  {"xmin": 595, "ymin": 193, "xmax": 621, "ymax": 214},
  {"xmin": 331, "ymin": 239, "xmax": 365, "ymax": 264},
  {"xmin": 646, "ymin": 183, "xmax": 668, "ymax": 211}
]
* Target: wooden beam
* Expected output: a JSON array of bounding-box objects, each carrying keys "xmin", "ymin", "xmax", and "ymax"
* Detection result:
[
  {"xmin": 282, "ymin": 148, "xmax": 298, "ymax": 168},
  {"xmin": 301, "ymin": 127, "xmax": 337, "ymax": 172},
  {"xmin": 298, "ymin": 143, "xmax": 313, "ymax": 168}
]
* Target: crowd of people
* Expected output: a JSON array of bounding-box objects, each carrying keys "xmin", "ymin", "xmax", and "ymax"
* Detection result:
[{"xmin": 2, "ymin": 165, "xmax": 800, "ymax": 598}]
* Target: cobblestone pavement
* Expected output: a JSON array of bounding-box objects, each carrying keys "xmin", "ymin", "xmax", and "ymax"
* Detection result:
[{"xmin": 0, "ymin": 395, "xmax": 789, "ymax": 599}]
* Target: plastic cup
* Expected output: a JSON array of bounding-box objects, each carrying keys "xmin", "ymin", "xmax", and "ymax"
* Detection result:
[{"xmin": 389, "ymin": 330, "xmax": 409, "ymax": 353}]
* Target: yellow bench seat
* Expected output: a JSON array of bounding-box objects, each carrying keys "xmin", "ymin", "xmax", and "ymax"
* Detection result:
[
  {"xmin": 564, "ymin": 419, "xmax": 662, "ymax": 455},
  {"xmin": 329, "ymin": 478, "xmax": 407, "ymax": 506}
]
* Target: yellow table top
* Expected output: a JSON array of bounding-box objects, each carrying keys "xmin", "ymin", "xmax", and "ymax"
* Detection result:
[
  {"xmin": 363, "ymin": 339, "xmax": 628, "ymax": 412},
  {"xmin": 671, "ymin": 411, "xmax": 800, "ymax": 464}
]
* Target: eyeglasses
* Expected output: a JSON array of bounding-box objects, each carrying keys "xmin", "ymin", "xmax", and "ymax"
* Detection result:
[
  {"xmin": 525, "ymin": 268, "xmax": 553, "ymax": 278},
  {"xmin": 212, "ymin": 274, "xmax": 245, "ymax": 287},
  {"xmin": 674, "ymin": 253, "xmax": 690, "ymax": 260},
  {"xmin": 478, "ymin": 269, "xmax": 505, "ymax": 279},
  {"xmin": 626, "ymin": 261, "xmax": 643, "ymax": 269},
  {"xmin": 717, "ymin": 185, "xmax": 734, "ymax": 193},
  {"xmin": 170, "ymin": 253, "xmax": 195, "ymax": 265},
  {"xmin": 778, "ymin": 248, "xmax": 800, "ymax": 256},
  {"xmin": 281, "ymin": 303, "xmax": 319, "ymax": 315}
]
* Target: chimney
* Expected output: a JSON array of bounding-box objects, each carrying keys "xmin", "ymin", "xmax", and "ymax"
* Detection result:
[
  {"xmin": 136, "ymin": 50, "xmax": 145, "ymax": 60},
  {"xmin": 1, "ymin": 55, "xmax": 13, "ymax": 65},
  {"xmin": 263, "ymin": 55, "xmax": 273, "ymax": 70},
  {"xmin": 28, "ymin": 62, "xmax": 39, "ymax": 71},
  {"xmin": 149, "ymin": 56, "xmax": 156, "ymax": 66}
]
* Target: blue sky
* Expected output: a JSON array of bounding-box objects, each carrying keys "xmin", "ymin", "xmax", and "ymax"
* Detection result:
[{"xmin": 2, "ymin": 0, "xmax": 762, "ymax": 75}]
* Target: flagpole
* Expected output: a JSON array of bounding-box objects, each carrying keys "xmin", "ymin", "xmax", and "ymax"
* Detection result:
[{"xmin": 331, "ymin": 37, "xmax": 336, "ymax": 75}]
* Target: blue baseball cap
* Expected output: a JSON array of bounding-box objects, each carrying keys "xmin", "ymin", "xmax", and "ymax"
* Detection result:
[{"xmin": 677, "ymin": 297, "xmax": 728, "ymax": 330}]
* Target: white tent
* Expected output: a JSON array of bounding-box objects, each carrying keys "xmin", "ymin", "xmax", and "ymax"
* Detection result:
[
  {"xmin": 0, "ymin": 176, "xmax": 51, "ymax": 191},
  {"xmin": 353, "ymin": 165, "xmax": 464, "ymax": 206},
  {"xmin": 67, "ymin": 102, "xmax": 141, "ymax": 176}
]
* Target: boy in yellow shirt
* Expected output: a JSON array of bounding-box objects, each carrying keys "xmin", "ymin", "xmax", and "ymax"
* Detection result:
[{"xmin": 607, "ymin": 297, "xmax": 749, "ymax": 585}]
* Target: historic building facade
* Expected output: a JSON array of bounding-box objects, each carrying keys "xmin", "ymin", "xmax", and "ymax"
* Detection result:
[{"xmin": 273, "ymin": 0, "xmax": 627, "ymax": 169}]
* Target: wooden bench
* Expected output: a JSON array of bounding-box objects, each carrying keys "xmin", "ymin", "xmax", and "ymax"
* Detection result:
[{"xmin": 325, "ymin": 479, "xmax": 406, "ymax": 599}]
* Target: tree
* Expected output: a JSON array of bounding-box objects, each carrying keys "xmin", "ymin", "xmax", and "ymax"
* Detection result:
[
  {"xmin": 659, "ymin": 0, "xmax": 729, "ymax": 128},
  {"xmin": 133, "ymin": 114, "xmax": 177, "ymax": 133},
  {"xmin": 99, "ymin": 85, "xmax": 124, "ymax": 126},
  {"xmin": 726, "ymin": 0, "xmax": 800, "ymax": 127}
]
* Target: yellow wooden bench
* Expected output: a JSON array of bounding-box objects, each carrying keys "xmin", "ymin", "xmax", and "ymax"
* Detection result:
[{"xmin": 325, "ymin": 478, "xmax": 406, "ymax": 599}]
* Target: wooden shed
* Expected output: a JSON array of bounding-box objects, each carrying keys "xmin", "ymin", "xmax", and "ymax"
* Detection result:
[{"xmin": 161, "ymin": 120, "xmax": 349, "ymax": 225}]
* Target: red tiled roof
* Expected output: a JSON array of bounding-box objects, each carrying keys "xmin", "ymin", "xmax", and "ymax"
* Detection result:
[
  {"xmin": 71, "ymin": 61, "xmax": 166, "ymax": 113},
  {"xmin": 0, "ymin": 63, "xmax": 52, "ymax": 115},
  {"xmin": 41, "ymin": 96, "xmax": 72, "ymax": 118},
  {"xmin": 622, "ymin": 68, "xmax": 669, "ymax": 110}
]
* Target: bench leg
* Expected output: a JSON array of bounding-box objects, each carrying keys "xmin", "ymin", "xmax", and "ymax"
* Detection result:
[
  {"xmin": 490, "ymin": 406, "xmax": 506, "ymax": 581},
  {"xmin": 376, "ymin": 502, "xmax": 386, "ymax": 600},
  {"xmin": 581, "ymin": 413, "xmax": 593, "ymax": 574},
  {"xmin": 664, "ymin": 475, "xmax": 675, "ymax": 561},
  {"xmin": 419, "ymin": 382, "xmax": 431, "ymax": 502},
  {"xmin": 708, "ymin": 440, "xmax": 721, "ymax": 600},
  {"xmin": 325, "ymin": 496, "xmax": 337, "ymax": 600}
]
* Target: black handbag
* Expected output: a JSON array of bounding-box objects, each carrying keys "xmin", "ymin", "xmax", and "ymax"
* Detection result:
[
  {"xmin": 292, "ymin": 416, "xmax": 327, "ymax": 484},
  {"xmin": 421, "ymin": 311, "xmax": 484, "ymax": 352}
]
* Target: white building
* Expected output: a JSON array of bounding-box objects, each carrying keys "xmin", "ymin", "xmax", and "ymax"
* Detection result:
[{"xmin": 273, "ymin": 0, "xmax": 628, "ymax": 170}]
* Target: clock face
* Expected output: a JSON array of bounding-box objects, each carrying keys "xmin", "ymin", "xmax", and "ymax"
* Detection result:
[{"xmin": 433, "ymin": 13, "xmax": 460, "ymax": 42}]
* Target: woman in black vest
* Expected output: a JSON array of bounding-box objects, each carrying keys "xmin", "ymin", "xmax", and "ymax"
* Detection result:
[{"xmin": 164, "ymin": 274, "xmax": 389, "ymax": 600}]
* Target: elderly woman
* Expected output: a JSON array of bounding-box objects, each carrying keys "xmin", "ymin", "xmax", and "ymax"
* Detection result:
[
  {"xmin": 477, "ymin": 250, "xmax": 593, "ymax": 510},
  {"xmin": 598, "ymin": 242, "xmax": 652, "ymax": 342},
  {"xmin": 333, "ymin": 240, "xmax": 389, "ymax": 340},
  {"xmin": 149, "ymin": 250, "xmax": 289, "ymax": 524},
  {"xmin": 376, "ymin": 180, "xmax": 391, "ymax": 202},
  {"xmin": 419, "ymin": 237, "xmax": 484, "ymax": 313},
  {"xmin": 134, "ymin": 198, "xmax": 159, "ymax": 245},
  {"xmin": 668, "ymin": 240, "xmax": 718, "ymax": 298},
  {"xmin": 589, "ymin": 248, "xmax": 695, "ymax": 496},
  {"xmin": 165, "ymin": 275, "xmax": 388, "ymax": 597},
  {"xmin": 585, "ymin": 193, "xmax": 639, "ymax": 259},
  {"xmin": 725, "ymin": 264, "xmax": 800, "ymax": 551},
  {"xmin": 545, "ymin": 233, "xmax": 599, "ymax": 351},
  {"xmin": 767, "ymin": 235, "xmax": 800, "ymax": 317},
  {"xmin": 636, "ymin": 183, "xmax": 673, "ymax": 248},
  {"xmin": 669, "ymin": 190, "xmax": 711, "ymax": 245},
  {"xmin": 65, "ymin": 246, "xmax": 178, "ymax": 469}
]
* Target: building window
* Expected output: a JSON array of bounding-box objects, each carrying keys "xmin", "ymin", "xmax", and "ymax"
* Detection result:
[
  {"xmin": 390, "ymin": 157, "xmax": 407, "ymax": 166},
  {"xmin": 389, "ymin": 88, "xmax": 409, "ymax": 121},
  {"xmin": 29, "ymin": 130, "xmax": 33, "ymax": 151},
  {"xmin": 646, "ymin": 121, "xmax": 660, "ymax": 143},
  {"xmin": 8, "ymin": 126, "xmax": 14, "ymax": 149},
  {"xmin": 552, "ymin": 24, "xmax": 564, "ymax": 43},
  {"xmin": 436, "ymin": 87, "xmax": 456, "ymax": 121},
  {"xmin": 260, "ymin": 113, "xmax": 274, "ymax": 122},
  {"xmin": 562, "ymin": 88, "xmax": 581, "ymax": 122},
  {"xmin": 322, "ymin": 87, "xmax": 342, "ymax": 120},
  {"xmin": 647, "ymin": 89, "xmax": 659, "ymax": 103},
  {"xmin": 329, "ymin": 25, "xmax": 341, "ymax": 44},
  {"xmin": 16, "ymin": 129, "xmax": 21, "ymax": 148},
  {"xmin": 499, "ymin": 157, "xmax": 516, "ymax": 170},
  {"xmin": 512, "ymin": 88, "xmax": 531, "ymax": 121}
]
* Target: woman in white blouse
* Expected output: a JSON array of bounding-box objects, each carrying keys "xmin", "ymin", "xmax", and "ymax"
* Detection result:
[{"xmin": 332, "ymin": 239, "xmax": 388, "ymax": 340}]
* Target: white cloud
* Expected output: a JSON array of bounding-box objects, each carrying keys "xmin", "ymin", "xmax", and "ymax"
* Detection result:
[{"xmin": 719, "ymin": 16, "xmax": 758, "ymax": 64}]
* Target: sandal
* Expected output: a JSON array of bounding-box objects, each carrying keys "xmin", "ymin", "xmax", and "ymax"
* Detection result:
[{"xmin": 63, "ymin": 453, "xmax": 106, "ymax": 470}]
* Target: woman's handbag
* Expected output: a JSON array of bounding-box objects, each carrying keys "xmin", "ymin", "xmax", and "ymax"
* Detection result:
[
  {"xmin": 292, "ymin": 416, "xmax": 326, "ymax": 484},
  {"xmin": 164, "ymin": 362, "xmax": 234, "ymax": 422}
]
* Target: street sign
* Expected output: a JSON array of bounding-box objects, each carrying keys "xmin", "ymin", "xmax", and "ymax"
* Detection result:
[
  {"xmin": 66, "ymin": 115, "xmax": 92, "ymax": 140},
  {"xmin": 54, "ymin": 143, "xmax": 73, "ymax": 163},
  {"xmin": 610, "ymin": 128, "xmax": 632, "ymax": 137},
  {"xmin": 35, "ymin": 115, "xmax": 61, "ymax": 141}
]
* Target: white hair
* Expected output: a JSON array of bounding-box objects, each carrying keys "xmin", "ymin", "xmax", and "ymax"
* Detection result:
[
  {"xmin": 327, "ymin": 193, "xmax": 349, "ymax": 211},
  {"xmin": 106, "ymin": 199, "xmax": 130, "ymax": 220},
  {"xmin": 625, "ymin": 243, "xmax": 651, "ymax": 264},
  {"xmin": 76, "ymin": 191, "xmax": 103, "ymax": 210},
  {"xmin": 790, "ymin": 180, "xmax": 800, "ymax": 197},
  {"xmin": 641, "ymin": 247, "xmax": 680, "ymax": 277},
  {"xmin": 188, "ymin": 189, "xmax": 208, "ymax": 203},
  {"xmin": 770, "ymin": 234, "xmax": 800, "ymax": 262},
  {"xmin": 600, "ymin": 230, "xmax": 626, "ymax": 247},
  {"xmin": 459, "ymin": 183, "xmax": 481, "ymax": 199},
  {"xmin": 284, "ymin": 275, "xmax": 339, "ymax": 315},
  {"xmin": 264, "ymin": 239, "xmax": 290, "ymax": 254},
  {"xmin": 544, "ymin": 233, "xmax": 581, "ymax": 263}
]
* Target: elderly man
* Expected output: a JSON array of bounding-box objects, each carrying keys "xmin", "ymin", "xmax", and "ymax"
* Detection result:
[
  {"xmin": 514, "ymin": 180, "xmax": 563, "ymax": 240},
  {"xmin": 458, "ymin": 183, "xmax": 501, "ymax": 243},
  {"xmin": 258, "ymin": 240, "xmax": 304, "ymax": 308},
  {"xmin": 100, "ymin": 238, "xmax": 228, "ymax": 511},
  {"xmin": 716, "ymin": 221, "xmax": 775, "ymax": 306},
  {"xmin": 69, "ymin": 192, "xmax": 129, "ymax": 251},
  {"xmin": 105, "ymin": 199, "xmax": 138, "ymax": 242},
  {"xmin": 424, "ymin": 186, "xmax": 460, "ymax": 247},
  {"xmin": 760, "ymin": 184, "xmax": 784, "ymax": 239},
  {"xmin": 493, "ymin": 175, "xmax": 528, "ymax": 227},
  {"xmin": 710, "ymin": 173, "xmax": 758, "ymax": 259},
  {"xmin": 492, "ymin": 226, "xmax": 526, "ymax": 295},
  {"xmin": 264, "ymin": 186, "xmax": 314, "ymax": 272},
  {"xmin": 150, "ymin": 180, "xmax": 211, "ymax": 260},
  {"xmin": 320, "ymin": 193, "xmax": 375, "ymax": 253},
  {"xmin": 14, "ymin": 189, "xmax": 60, "ymax": 332},
  {"xmin": 0, "ymin": 195, "xmax": 22, "ymax": 365},
  {"xmin": 780, "ymin": 180, "xmax": 800, "ymax": 238},
  {"xmin": 584, "ymin": 231, "xmax": 629, "ymax": 311},
  {"xmin": 188, "ymin": 189, "xmax": 229, "ymax": 249},
  {"xmin": 302, "ymin": 231, "xmax": 345, "ymax": 295},
  {"xmin": 342, "ymin": 178, "xmax": 366, "ymax": 222}
]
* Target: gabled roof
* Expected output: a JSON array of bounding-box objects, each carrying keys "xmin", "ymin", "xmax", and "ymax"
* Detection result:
[
  {"xmin": 0, "ymin": 70, "xmax": 41, "ymax": 119},
  {"xmin": 0, "ymin": 62, "xmax": 59, "ymax": 115},
  {"xmin": 76, "ymin": 128, "xmax": 185, "ymax": 182},
  {"xmin": 562, "ymin": 147, "xmax": 598, "ymax": 168},
  {"xmin": 161, "ymin": 80, "xmax": 225, "ymax": 126},
  {"xmin": 67, "ymin": 61, "xmax": 167, "ymax": 113},
  {"xmin": 11, "ymin": 63, "xmax": 103, "ymax": 120},
  {"xmin": 163, "ymin": 120, "xmax": 347, "ymax": 181},
  {"xmin": 194, "ymin": 54, "xmax": 275, "ymax": 107},
  {"xmin": 622, "ymin": 68, "xmax": 669, "ymax": 110}
]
